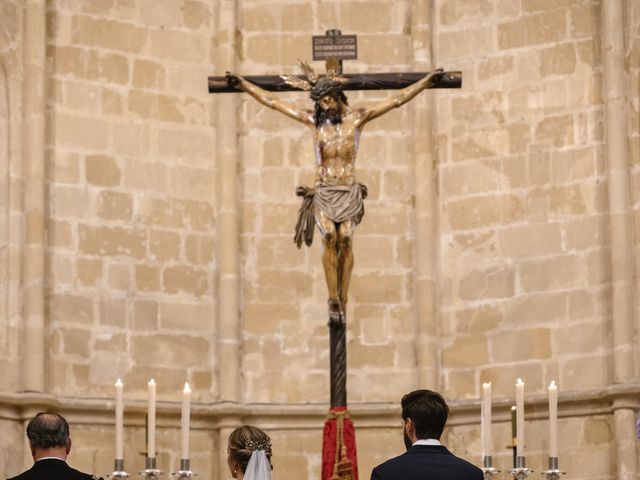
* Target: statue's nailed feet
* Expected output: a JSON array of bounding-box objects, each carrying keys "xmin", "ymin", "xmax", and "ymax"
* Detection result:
[{"xmin": 328, "ymin": 299, "xmax": 345, "ymax": 327}]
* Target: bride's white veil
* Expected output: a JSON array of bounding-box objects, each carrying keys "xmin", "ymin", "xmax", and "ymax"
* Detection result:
[{"xmin": 244, "ymin": 450, "xmax": 272, "ymax": 480}]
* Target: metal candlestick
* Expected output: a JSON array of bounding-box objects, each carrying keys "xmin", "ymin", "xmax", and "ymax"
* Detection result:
[
  {"xmin": 108, "ymin": 459, "xmax": 130, "ymax": 478},
  {"xmin": 481, "ymin": 456, "xmax": 500, "ymax": 480},
  {"xmin": 541, "ymin": 457, "xmax": 566, "ymax": 480},
  {"xmin": 139, "ymin": 457, "xmax": 162, "ymax": 479},
  {"xmin": 171, "ymin": 459, "xmax": 197, "ymax": 479},
  {"xmin": 510, "ymin": 456, "xmax": 533, "ymax": 480}
]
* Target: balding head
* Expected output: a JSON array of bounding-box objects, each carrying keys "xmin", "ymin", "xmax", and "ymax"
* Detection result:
[{"xmin": 26, "ymin": 412, "xmax": 71, "ymax": 460}]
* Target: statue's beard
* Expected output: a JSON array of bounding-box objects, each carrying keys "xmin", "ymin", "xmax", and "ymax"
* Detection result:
[{"xmin": 314, "ymin": 104, "xmax": 343, "ymax": 127}]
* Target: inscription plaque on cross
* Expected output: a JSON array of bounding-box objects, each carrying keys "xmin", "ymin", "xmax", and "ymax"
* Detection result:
[{"xmin": 208, "ymin": 30, "xmax": 461, "ymax": 480}]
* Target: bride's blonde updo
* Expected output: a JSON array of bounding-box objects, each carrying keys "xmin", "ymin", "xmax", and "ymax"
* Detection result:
[{"xmin": 228, "ymin": 425, "xmax": 273, "ymax": 473}]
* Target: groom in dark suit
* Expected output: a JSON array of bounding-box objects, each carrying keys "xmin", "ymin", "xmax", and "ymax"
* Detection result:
[
  {"xmin": 7, "ymin": 412, "xmax": 102, "ymax": 480},
  {"xmin": 370, "ymin": 389, "xmax": 483, "ymax": 480}
]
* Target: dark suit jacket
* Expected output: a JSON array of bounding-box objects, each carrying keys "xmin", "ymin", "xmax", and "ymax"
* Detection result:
[
  {"xmin": 371, "ymin": 444, "xmax": 483, "ymax": 480},
  {"xmin": 7, "ymin": 458, "xmax": 102, "ymax": 480}
]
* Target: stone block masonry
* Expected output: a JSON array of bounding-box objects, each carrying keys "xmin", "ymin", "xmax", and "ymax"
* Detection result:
[{"xmin": 0, "ymin": 1, "xmax": 637, "ymax": 479}]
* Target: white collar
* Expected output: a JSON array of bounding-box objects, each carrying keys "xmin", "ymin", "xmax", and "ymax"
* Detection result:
[
  {"xmin": 413, "ymin": 439, "xmax": 442, "ymax": 446},
  {"xmin": 36, "ymin": 457, "xmax": 66, "ymax": 462}
]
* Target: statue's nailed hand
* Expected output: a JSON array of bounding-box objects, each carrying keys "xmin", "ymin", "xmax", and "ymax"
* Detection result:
[
  {"xmin": 429, "ymin": 68, "xmax": 445, "ymax": 86},
  {"xmin": 225, "ymin": 72, "xmax": 240, "ymax": 87}
]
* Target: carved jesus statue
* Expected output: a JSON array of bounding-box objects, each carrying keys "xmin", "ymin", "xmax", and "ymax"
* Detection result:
[{"xmin": 227, "ymin": 64, "xmax": 443, "ymax": 324}]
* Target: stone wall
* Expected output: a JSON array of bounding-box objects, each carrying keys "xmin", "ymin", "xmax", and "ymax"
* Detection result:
[
  {"xmin": 45, "ymin": 0, "xmax": 217, "ymax": 400},
  {"xmin": 437, "ymin": 0, "xmax": 611, "ymax": 397},
  {"xmin": 0, "ymin": 1, "xmax": 638, "ymax": 480}
]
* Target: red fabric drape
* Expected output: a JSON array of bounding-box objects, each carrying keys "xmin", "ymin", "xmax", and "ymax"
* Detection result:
[{"xmin": 321, "ymin": 407, "xmax": 358, "ymax": 480}]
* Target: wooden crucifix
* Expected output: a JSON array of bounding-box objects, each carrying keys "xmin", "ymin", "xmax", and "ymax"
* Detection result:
[{"xmin": 208, "ymin": 29, "xmax": 461, "ymax": 480}]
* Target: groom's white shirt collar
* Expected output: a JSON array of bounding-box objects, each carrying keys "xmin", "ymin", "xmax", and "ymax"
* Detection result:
[{"xmin": 413, "ymin": 439, "xmax": 442, "ymax": 446}]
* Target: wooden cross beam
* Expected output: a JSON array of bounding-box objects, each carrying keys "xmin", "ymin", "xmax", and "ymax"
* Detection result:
[
  {"xmin": 208, "ymin": 29, "xmax": 461, "ymax": 94},
  {"xmin": 208, "ymin": 70, "xmax": 461, "ymax": 93}
]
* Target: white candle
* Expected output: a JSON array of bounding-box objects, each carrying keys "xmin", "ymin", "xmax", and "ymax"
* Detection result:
[
  {"xmin": 549, "ymin": 381, "xmax": 558, "ymax": 458},
  {"xmin": 115, "ymin": 379, "xmax": 124, "ymax": 460},
  {"xmin": 516, "ymin": 378, "xmax": 525, "ymax": 458},
  {"xmin": 181, "ymin": 382, "xmax": 192, "ymax": 460},
  {"xmin": 148, "ymin": 378, "xmax": 156, "ymax": 458},
  {"xmin": 481, "ymin": 382, "xmax": 492, "ymax": 458}
]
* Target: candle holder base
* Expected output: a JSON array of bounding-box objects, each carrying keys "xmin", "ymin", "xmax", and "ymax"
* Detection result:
[
  {"xmin": 482, "ymin": 467, "xmax": 501, "ymax": 479},
  {"xmin": 138, "ymin": 469, "xmax": 162, "ymax": 480},
  {"xmin": 482, "ymin": 456, "xmax": 500, "ymax": 479},
  {"xmin": 108, "ymin": 471, "xmax": 130, "ymax": 479},
  {"xmin": 108, "ymin": 459, "xmax": 130, "ymax": 478},
  {"xmin": 510, "ymin": 468, "xmax": 534, "ymax": 480},
  {"xmin": 171, "ymin": 470, "xmax": 197, "ymax": 479},
  {"xmin": 171, "ymin": 459, "xmax": 196, "ymax": 478},
  {"xmin": 139, "ymin": 458, "xmax": 162, "ymax": 479},
  {"xmin": 542, "ymin": 458, "xmax": 565, "ymax": 479},
  {"xmin": 541, "ymin": 470, "xmax": 566, "ymax": 480}
]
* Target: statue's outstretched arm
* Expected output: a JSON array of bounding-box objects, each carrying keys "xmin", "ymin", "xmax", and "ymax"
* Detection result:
[
  {"xmin": 227, "ymin": 73, "xmax": 314, "ymax": 127},
  {"xmin": 357, "ymin": 69, "xmax": 444, "ymax": 126}
]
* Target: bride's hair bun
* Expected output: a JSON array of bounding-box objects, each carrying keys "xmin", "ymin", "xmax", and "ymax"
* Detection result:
[{"xmin": 228, "ymin": 425, "xmax": 273, "ymax": 473}]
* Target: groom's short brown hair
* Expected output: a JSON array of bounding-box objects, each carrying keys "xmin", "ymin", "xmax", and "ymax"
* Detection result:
[{"xmin": 401, "ymin": 389, "xmax": 449, "ymax": 440}]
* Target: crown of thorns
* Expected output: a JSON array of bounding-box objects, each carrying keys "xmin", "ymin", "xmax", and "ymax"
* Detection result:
[
  {"xmin": 280, "ymin": 59, "xmax": 348, "ymax": 102},
  {"xmin": 244, "ymin": 439, "xmax": 272, "ymax": 452}
]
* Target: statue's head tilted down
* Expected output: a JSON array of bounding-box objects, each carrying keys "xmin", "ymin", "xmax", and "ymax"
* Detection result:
[{"xmin": 281, "ymin": 59, "xmax": 349, "ymax": 126}]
